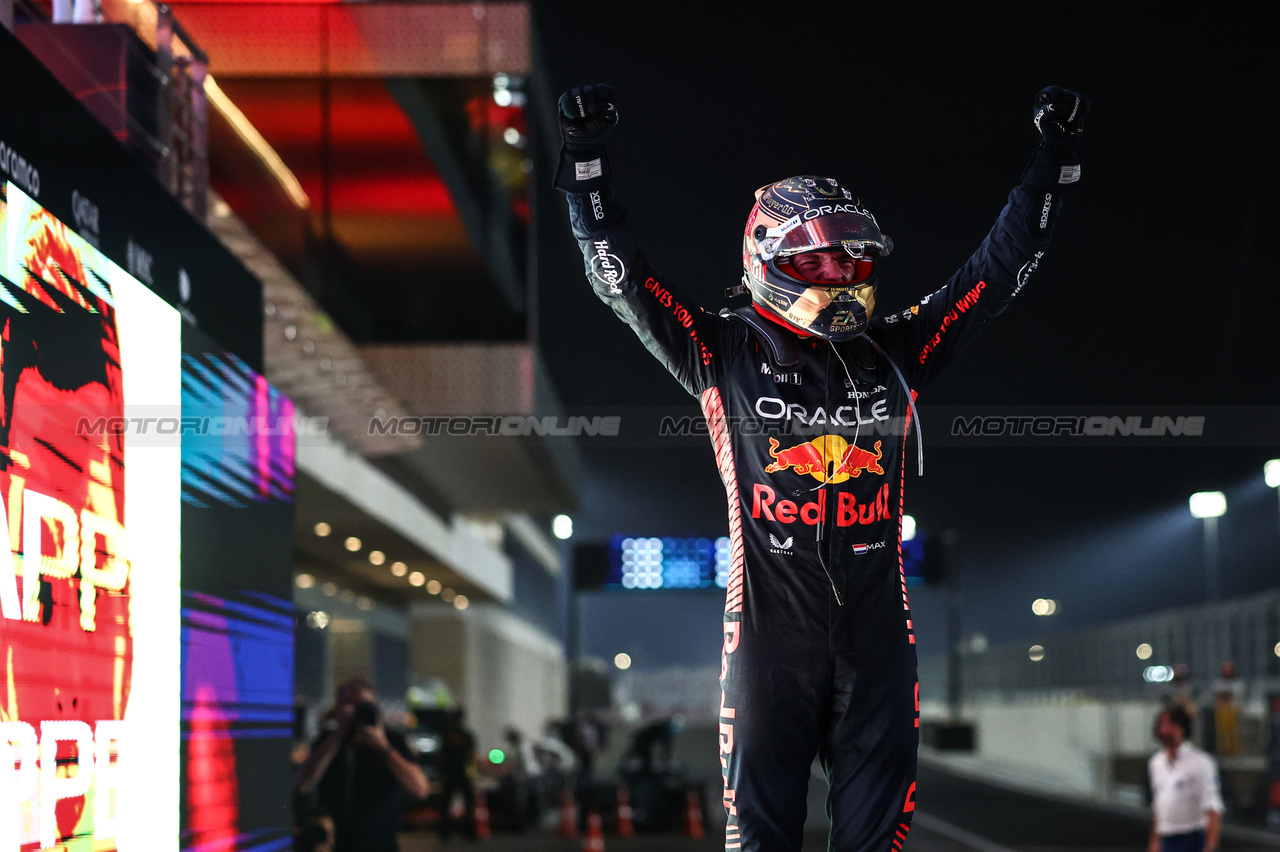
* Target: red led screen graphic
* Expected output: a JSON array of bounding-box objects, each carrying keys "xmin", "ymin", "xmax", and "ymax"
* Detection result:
[{"xmin": 0, "ymin": 183, "xmax": 181, "ymax": 850}]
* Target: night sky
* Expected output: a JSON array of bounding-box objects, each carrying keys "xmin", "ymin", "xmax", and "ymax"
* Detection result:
[{"xmin": 528, "ymin": 4, "xmax": 1279, "ymax": 659}]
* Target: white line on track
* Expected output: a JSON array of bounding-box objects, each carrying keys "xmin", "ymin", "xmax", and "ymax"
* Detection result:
[{"xmin": 911, "ymin": 810, "xmax": 1020, "ymax": 852}]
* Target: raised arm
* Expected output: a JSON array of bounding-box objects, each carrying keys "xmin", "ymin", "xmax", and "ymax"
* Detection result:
[
  {"xmin": 554, "ymin": 84, "xmax": 743, "ymax": 396},
  {"xmin": 884, "ymin": 86, "xmax": 1090, "ymax": 390}
]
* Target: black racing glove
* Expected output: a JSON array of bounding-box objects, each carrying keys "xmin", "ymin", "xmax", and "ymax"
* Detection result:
[
  {"xmin": 1022, "ymin": 86, "xmax": 1090, "ymax": 191},
  {"xmin": 552, "ymin": 83, "xmax": 618, "ymax": 192}
]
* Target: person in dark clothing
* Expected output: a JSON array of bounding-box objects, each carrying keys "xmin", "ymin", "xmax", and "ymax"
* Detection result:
[
  {"xmin": 626, "ymin": 716, "xmax": 681, "ymax": 777},
  {"xmin": 554, "ymin": 83, "xmax": 1088, "ymax": 852},
  {"xmin": 565, "ymin": 709, "xmax": 606, "ymax": 829},
  {"xmin": 437, "ymin": 708, "xmax": 478, "ymax": 842},
  {"xmin": 294, "ymin": 677, "xmax": 429, "ymax": 852}
]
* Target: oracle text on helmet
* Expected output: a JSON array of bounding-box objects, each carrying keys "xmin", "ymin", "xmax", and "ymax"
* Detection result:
[{"xmin": 802, "ymin": 203, "xmax": 875, "ymax": 224}]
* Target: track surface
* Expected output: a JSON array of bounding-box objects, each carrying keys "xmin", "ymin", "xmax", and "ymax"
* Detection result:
[{"xmin": 396, "ymin": 758, "xmax": 1280, "ymax": 851}]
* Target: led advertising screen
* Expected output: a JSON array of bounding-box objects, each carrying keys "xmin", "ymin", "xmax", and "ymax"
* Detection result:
[
  {"xmin": 603, "ymin": 532, "xmax": 929, "ymax": 590},
  {"xmin": 604, "ymin": 535, "xmax": 733, "ymax": 590},
  {"xmin": 179, "ymin": 331, "xmax": 296, "ymax": 852},
  {"xmin": 0, "ymin": 184, "xmax": 298, "ymax": 851},
  {"xmin": 1, "ymin": 26, "xmax": 296, "ymax": 850},
  {"xmin": 0, "ymin": 181, "xmax": 183, "ymax": 849}
]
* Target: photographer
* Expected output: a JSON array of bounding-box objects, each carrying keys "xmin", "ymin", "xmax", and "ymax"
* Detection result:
[{"xmin": 295, "ymin": 676, "xmax": 428, "ymax": 852}]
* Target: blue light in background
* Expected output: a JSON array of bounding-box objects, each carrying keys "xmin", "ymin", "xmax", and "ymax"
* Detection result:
[
  {"xmin": 609, "ymin": 534, "xmax": 732, "ymax": 590},
  {"xmin": 902, "ymin": 535, "xmax": 926, "ymax": 587}
]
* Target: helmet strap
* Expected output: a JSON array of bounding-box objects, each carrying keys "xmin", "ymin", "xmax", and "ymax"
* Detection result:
[
  {"xmin": 719, "ymin": 306, "xmax": 802, "ymax": 370},
  {"xmin": 750, "ymin": 303, "xmax": 812, "ymax": 339}
]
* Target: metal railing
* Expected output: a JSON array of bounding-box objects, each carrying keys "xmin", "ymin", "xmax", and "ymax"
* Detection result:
[
  {"xmin": 150, "ymin": 3, "xmax": 209, "ymax": 220},
  {"xmin": 13, "ymin": 0, "xmax": 209, "ymax": 219},
  {"xmin": 922, "ymin": 590, "xmax": 1280, "ymax": 703}
]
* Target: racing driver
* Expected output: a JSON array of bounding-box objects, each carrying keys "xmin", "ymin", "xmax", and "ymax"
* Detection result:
[{"xmin": 555, "ymin": 84, "xmax": 1089, "ymax": 851}]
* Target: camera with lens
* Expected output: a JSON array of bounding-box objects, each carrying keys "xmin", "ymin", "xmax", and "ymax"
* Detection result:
[{"xmin": 353, "ymin": 700, "xmax": 380, "ymax": 726}]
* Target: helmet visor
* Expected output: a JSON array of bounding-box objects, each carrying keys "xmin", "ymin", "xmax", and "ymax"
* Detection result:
[
  {"xmin": 777, "ymin": 251, "xmax": 875, "ymax": 286},
  {"xmin": 773, "ymin": 211, "xmax": 887, "ymax": 259}
]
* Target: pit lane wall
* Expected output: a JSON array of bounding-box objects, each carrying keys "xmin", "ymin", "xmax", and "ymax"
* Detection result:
[
  {"xmin": 916, "ymin": 591, "xmax": 1280, "ymax": 814},
  {"xmin": 918, "ymin": 692, "xmax": 1165, "ymax": 803},
  {"xmin": 411, "ymin": 604, "xmax": 568, "ymax": 751},
  {"xmin": 917, "ymin": 691, "xmax": 1276, "ymax": 824}
]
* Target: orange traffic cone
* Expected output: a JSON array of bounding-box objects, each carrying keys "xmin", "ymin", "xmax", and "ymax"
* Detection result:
[
  {"xmin": 582, "ymin": 808, "xmax": 606, "ymax": 852},
  {"xmin": 614, "ymin": 785, "xmax": 634, "ymax": 837},
  {"xmin": 558, "ymin": 788, "xmax": 578, "ymax": 838},
  {"xmin": 682, "ymin": 787, "xmax": 704, "ymax": 839},
  {"xmin": 473, "ymin": 788, "xmax": 491, "ymax": 840}
]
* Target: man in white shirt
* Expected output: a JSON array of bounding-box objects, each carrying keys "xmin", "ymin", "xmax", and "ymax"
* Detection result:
[{"xmin": 1149, "ymin": 705, "xmax": 1223, "ymax": 852}]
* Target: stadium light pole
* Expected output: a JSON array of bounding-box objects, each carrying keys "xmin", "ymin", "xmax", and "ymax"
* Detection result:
[{"xmin": 1189, "ymin": 491, "xmax": 1227, "ymax": 603}]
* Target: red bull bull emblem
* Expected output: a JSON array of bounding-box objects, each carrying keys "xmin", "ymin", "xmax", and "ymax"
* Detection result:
[{"xmin": 764, "ymin": 436, "xmax": 884, "ymax": 483}]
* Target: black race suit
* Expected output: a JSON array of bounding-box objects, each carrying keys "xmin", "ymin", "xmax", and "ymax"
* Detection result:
[{"xmin": 563, "ymin": 178, "xmax": 1062, "ymax": 852}]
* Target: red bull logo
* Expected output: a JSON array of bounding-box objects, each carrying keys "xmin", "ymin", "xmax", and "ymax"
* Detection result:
[
  {"xmin": 764, "ymin": 435, "xmax": 884, "ymax": 483},
  {"xmin": 751, "ymin": 483, "xmax": 891, "ymax": 527}
]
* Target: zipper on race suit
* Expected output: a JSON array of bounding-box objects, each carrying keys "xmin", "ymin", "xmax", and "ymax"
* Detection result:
[{"xmin": 815, "ymin": 344, "xmax": 844, "ymax": 607}]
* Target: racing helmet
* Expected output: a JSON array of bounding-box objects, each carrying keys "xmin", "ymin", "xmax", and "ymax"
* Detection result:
[{"xmin": 741, "ymin": 176, "xmax": 892, "ymax": 340}]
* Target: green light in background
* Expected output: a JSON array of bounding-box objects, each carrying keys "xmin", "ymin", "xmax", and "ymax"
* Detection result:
[{"xmin": 488, "ymin": 748, "xmax": 505, "ymax": 764}]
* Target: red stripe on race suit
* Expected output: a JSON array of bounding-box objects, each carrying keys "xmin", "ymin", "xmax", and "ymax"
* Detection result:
[
  {"xmin": 898, "ymin": 391, "xmax": 915, "ymax": 643},
  {"xmin": 701, "ymin": 387, "xmax": 745, "ymax": 615},
  {"xmin": 701, "ymin": 387, "xmax": 745, "ymax": 841}
]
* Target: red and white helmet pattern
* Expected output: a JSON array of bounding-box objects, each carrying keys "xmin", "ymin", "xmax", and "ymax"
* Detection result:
[{"xmin": 741, "ymin": 176, "xmax": 892, "ymax": 340}]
